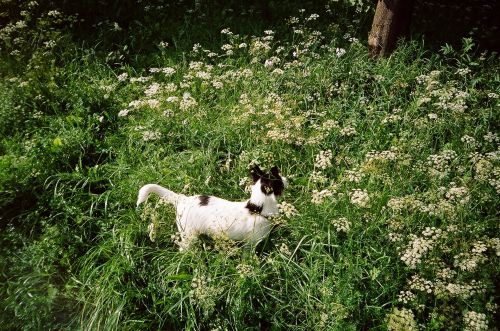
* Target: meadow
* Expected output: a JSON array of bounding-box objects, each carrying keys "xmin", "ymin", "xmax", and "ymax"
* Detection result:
[{"xmin": 0, "ymin": 1, "xmax": 499, "ymax": 330}]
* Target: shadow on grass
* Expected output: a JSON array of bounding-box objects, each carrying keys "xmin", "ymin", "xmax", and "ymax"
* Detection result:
[{"xmin": 54, "ymin": 0, "xmax": 499, "ymax": 69}]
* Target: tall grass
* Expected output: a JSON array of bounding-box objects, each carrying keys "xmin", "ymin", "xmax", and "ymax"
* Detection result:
[{"xmin": 1, "ymin": 1, "xmax": 499, "ymax": 330}]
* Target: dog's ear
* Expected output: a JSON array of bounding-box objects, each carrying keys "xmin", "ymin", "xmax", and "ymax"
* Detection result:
[
  {"xmin": 250, "ymin": 165, "xmax": 263, "ymax": 182},
  {"xmin": 270, "ymin": 166, "xmax": 280, "ymax": 177}
]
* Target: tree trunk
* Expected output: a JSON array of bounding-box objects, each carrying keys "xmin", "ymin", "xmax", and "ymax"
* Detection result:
[{"xmin": 368, "ymin": 0, "xmax": 415, "ymax": 58}]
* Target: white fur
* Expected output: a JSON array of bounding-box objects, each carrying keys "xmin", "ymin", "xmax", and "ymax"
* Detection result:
[{"xmin": 137, "ymin": 179, "xmax": 281, "ymax": 248}]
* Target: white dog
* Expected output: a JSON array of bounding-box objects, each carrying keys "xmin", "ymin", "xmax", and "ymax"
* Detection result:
[{"xmin": 137, "ymin": 166, "xmax": 287, "ymax": 248}]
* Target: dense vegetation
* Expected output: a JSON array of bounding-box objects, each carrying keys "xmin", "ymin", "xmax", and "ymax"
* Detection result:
[{"xmin": 1, "ymin": 1, "xmax": 498, "ymax": 330}]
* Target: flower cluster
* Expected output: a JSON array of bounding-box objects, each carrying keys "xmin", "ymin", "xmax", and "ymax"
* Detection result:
[
  {"xmin": 445, "ymin": 185, "xmax": 470, "ymax": 205},
  {"xmin": 463, "ymin": 311, "xmax": 488, "ymax": 331},
  {"xmin": 142, "ymin": 130, "xmax": 161, "ymax": 141},
  {"xmin": 440, "ymin": 280, "xmax": 485, "ymax": 299},
  {"xmin": 483, "ymin": 131, "xmax": 498, "ymax": 143},
  {"xmin": 144, "ymin": 83, "xmax": 161, "ymax": 97},
  {"xmin": 236, "ymin": 264, "xmax": 255, "ymax": 278},
  {"xmin": 190, "ymin": 271, "xmax": 222, "ymax": 316},
  {"xmin": 400, "ymin": 235, "xmax": 436, "ymax": 269},
  {"xmin": 279, "ymin": 243, "xmax": 292, "ymax": 256},
  {"xmin": 382, "ymin": 108, "xmax": 402, "ymax": 124},
  {"xmin": 408, "ymin": 274, "xmax": 434, "ymax": 294},
  {"xmin": 278, "ymin": 201, "xmax": 298, "ymax": 218},
  {"xmin": 397, "ymin": 290, "xmax": 416, "ymax": 304},
  {"xmin": 427, "ymin": 149, "xmax": 457, "ymax": 173},
  {"xmin": 306, "ymin": 119, "xmax": 339, "ymax": 145},
  {"xmin": 309, "ymin": 171, "xmax": 328, "ymax": 184},
  {"xmin": 311, "ymin": 189, "xmax": 333, "ymax": 204},
  {"xmin": 365, "ymin": 149, "xmax": 398, "ymax": 163},
  {"xmin": 331, "ymin": 217, "xmax": 351, "ymax": 233},
  {"xmin": 314, "ymin": 150, "xmax": 333, "ymax": 169},
  {"xmin": 147, "ymin": 222, "xmax": 157, "ymax": 242},
  {"xmin": 344, "ymin": 168, "xmax": 363, "ymax": 183},
  {"xmin": 149, "ymin": 67, "xmax": 176, "ymax": 76},
  {"xmin": 461, "ymin": 134, "xmax": 478, "ymax": 148},
  {"xmin": 453, "ymin": 241, "xmax": 488, "ymax": 271},
  {"xmin": 349, "ymin": 189, "xmax": 370, "ymax": 208},
  {"xmin": 180, "ymin": 92, "xmax": 198, "ymax": 111},
  {"xmin": 469, "ymin": 151, "xmax": 500, "ymax": 193},
  {"xmin": 339, "ymin": 125, "xmax": 357, "ymax": 137},
  {"xmin": 128, "ymin": 98, "xmax": 160, "ymax": 110},
  {"xmin": 387, "ymin": 308, "xmax": 417, "ymax": 331}
]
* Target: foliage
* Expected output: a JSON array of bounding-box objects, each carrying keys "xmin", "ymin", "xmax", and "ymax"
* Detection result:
[{"xmin": 1, "ymin": 1, "xmax": 499, "ymax": 330}]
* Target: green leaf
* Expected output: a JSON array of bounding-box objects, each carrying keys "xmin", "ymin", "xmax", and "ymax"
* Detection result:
[{"xmin": 53, "ymin": 137, "xmax": 63, "ymax": 147}]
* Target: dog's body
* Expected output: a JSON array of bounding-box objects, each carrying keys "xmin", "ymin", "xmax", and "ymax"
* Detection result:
[{"xmin": 137, "ymin": 166, "xmax": 286, "ymax": 247}]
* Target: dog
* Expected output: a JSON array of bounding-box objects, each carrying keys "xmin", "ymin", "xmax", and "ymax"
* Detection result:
[{"xmin": 137, "ymin": 166, "xmax": 287, "ymax": 248}]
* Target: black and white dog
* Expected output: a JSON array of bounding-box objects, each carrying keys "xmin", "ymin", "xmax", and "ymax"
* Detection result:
[{"xmin": 137, "ymin": 166, "xmax": 287, "ymax": 248}]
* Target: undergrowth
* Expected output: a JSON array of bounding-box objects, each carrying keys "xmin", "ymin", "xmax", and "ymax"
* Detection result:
[{"xmin": 1, "ymin": 1, "xmax": 499, "ymax": 330}]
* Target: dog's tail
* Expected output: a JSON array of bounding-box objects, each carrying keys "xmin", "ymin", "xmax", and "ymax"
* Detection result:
[{"xmin": 136, "ymin": 184, "xmax": 181, "ymax": 207}]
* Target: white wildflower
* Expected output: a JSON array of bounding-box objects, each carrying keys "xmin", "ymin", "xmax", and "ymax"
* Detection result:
[
  {"xmin": 387, "ymin": 308, "xmax": 417, "ymax": 331},
  {"xmin": 401, "ymin": 235, "xmax": 436, "ymax": 269},
  {"xmin": 47, "ymin": 10, "xmax": 60, "ymax": 17},
  {"xmin": 180, "ymin": 92, "xmax": 198, "ymax": 111},
  {"xmin": 272, "ymin": 68, "xmax": 284, "ymax": 75},
  {"xmin": 117, "ymin": 72, "xmax": 128, "ymax": 82},
  {"xmin": 340, "ymin": 126, "xmax": 357, "ymax": 136},
  {"xmin": 146, "ymin": 99, "xmax": 160, "ymax": 108},
  {"xmin": 143, "ymin": 130, "xmax": 161, "ymax": 141},
  {"xmin": 397, "ymin": 290, "xmax": 416, "ymax": 304},
  {"xmin": 483, "ymin": 131, "xmax": 498, "ymax": 143},
  {"xmin": 463, "ymin": 311, "xmax": 488, "ymax": 331},
  {"xmin": 461, "ymin": 135, "xmax": 477, "ymax": 148},
  {"xmin": 306, "ymin": 13, "xmax": 319, "ymax": 21},
  {"xmin": 148, "ymin": 222, "xmax": 157, "ymax": 242},
  {"xmin": 349, "ymin": 189, "xmax": 370, "ymax": 208},
  {"xmin": 445, "ymin": 186, "xmax": 470, "ymax": 205},
  {"xmin": 456, "ymin": 67, "xmax": 471, "ymax": 76},
  {"xmin": 144, "ymin": 83, "xmax": 161, "ymax": 96},
  {"xmin": 212, "ymin": 81, "xmax": 223, "ymax": 89},
  {"xmin": 264, "ymin": 56, "xmax": 280, "ymax": 68},
  {"xmin": 192, "ymin": 43, "xmax": 202, "ymax": 52},
  {"xmin": 158, "ymin": 41, "xmax": 169, "ymax": 48},
  {"xmin": 335, "ymin": 48, "xmax": 346, "ymax": 57},
  {"xmin": 278, "ymin": 201, "xmax": 298, "ymax": 218},
  {"xmin": 331, "ymin": 217, "xmax": 351, "ymax": 233},
  {"xmin": 130, "ymin": 76, "xmax": 151, "ymax": 83},
  {"xmin": 314, "ymin": 150, "xmax": 333, "ymax": 169},
  {"xmin": 118, "ymin": 109, "xmax": 130, "ymax": 117},
  {"xmin": 166, "ymin": 96, "xmax": 179, "ymax": 103},
  {"xmin": 345, "ymin": 169, "xmax": 363, "ymax": 183},
  {"xmin": 309, "ymin": 171, "xmax": 328, "ymax": 184},
  {"xmin": 311, "ymin": 189, "xmax": 333, "ymax": 204},
  {"xmin": 279, "ymin": 243, "xmax": 291, "ymax": 256}
]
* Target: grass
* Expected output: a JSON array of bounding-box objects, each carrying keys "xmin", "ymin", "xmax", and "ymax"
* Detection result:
[{"xmin": 1, "ymin": 1, "xmax": 499, "ymax": 330}]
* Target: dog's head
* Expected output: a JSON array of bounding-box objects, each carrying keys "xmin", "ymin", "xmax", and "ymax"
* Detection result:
[{"xmin": 250, "ymin": 165, "xmax": 287, "ymax": 196}]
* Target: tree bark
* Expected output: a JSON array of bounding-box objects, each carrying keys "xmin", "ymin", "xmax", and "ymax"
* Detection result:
[{"xmin": 368, "ymin": 0, "xmax": 415, "ymax": 58}]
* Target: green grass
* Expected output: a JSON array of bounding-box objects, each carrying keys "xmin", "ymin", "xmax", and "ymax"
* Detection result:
[{"xmin": 1, "ymin": 1, "xmax": 499, "ymax": 330}]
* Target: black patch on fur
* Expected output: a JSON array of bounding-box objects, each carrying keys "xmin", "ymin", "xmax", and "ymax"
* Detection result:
[
  {"xmin": 259, "ymin": 175, "xmax": 285, "ymax": 196},
  {"xmin": 260, "ymin": 180, "xmax": 274, "ymax": 195},
  {"xmin": 250, "ymin": 165, "xmax": 285, "ymax": 196},
  {"xmin": 250, "ymin": 165, "xmax": 265, "ymax": 183},
  {"xmin": 245, "ymin": 201, "xmax": 263, "ymax": 214},
  {"xmin": 198, "ymin": 195, "xmax": 210, "ymax": 206},
  {"xmin": 270, "ymin": 166, "xmax": 284, "ymax": 195}
]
